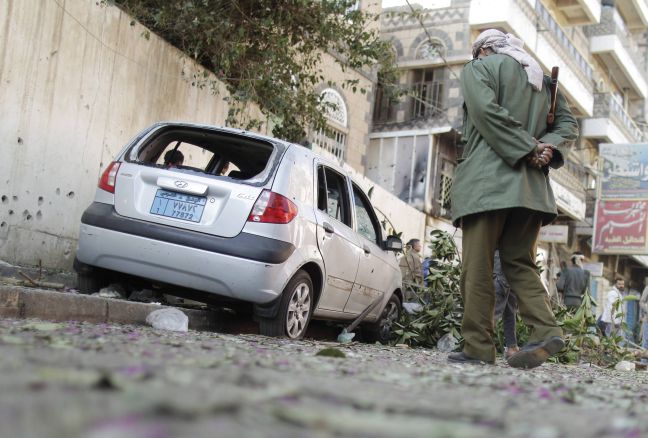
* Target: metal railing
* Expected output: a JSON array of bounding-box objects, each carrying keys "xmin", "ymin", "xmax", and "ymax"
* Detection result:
[
  {"xmin": 534, "ymin": 0, "xmax": 593, "ymax": 80},
  {"xmin": 594, "ymin": 92, "xmax": 644, "ymax": 142},
  {"xmin": 372, "ymin": 80, "xmax": 445, "ymax": 125},
  {"xmin": 310, "ymin": 128, "xmax": 347, "ymax": 163}
]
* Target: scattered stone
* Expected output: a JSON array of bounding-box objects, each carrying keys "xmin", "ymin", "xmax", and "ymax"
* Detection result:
[
  {"xmin": 129, "ymin": 288, "xmax": 161, "ymax": 303},
  {"xmin": 614, "ymin": 361, "xmax": 636, "ymax": 372},
  {"xmin": 437, "ymin": 333, "xmax": 459, "ymax": 352},
  {"xmin": 145, "ymin": 308, "xmax": 188, "ymax": 332},
  {"xmin": 95, "ymin": 283, "xmax": 127, "ymax": 299},
  {"xmin": 315, "ymin": 347, "xmax": 346, "ymax": 358}
]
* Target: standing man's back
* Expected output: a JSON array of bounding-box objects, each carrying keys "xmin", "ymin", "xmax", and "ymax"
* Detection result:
[{"xmin": 448, "ymin": 29, "xmax": 579, "ymax": 369}]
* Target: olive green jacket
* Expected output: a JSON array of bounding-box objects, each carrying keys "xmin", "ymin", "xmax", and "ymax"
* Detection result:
[{"xmin": 451, "ymin": 54, "xmax": 579, "ymax": 226}]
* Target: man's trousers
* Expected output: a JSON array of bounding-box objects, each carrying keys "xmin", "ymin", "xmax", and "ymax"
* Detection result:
[{"xmin": 460, "ymin": 208, "xmax": 563, "ymax": 362}]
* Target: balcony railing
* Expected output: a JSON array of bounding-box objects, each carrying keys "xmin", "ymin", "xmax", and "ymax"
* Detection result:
[
  {"xmin": 586, "ymin": 6, "xmax": 645, "ymax": 72},
  {"xmin": 593, "ymin": 92, "xmax": 644, "ymax": 142},
  {"xmin": 534, "ymin": 1, "xmax": 593, "ymax": 80},
  {"xmin": 373, "ymin": 81, "xmax": 445, "ymax": 125}
]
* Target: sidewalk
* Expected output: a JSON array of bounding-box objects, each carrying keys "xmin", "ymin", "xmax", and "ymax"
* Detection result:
[{"xmin": 0, "ymin": 285, "xmax": 221, "ymax": 331}]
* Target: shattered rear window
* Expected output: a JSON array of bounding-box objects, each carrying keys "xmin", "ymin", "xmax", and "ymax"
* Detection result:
[{"xmin": 127, "ymin": 126, "xmax": 277, "ymax": 182}]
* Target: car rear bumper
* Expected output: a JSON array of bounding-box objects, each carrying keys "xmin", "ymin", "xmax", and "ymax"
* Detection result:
[
  {"xmin": 76, "ymin": 203, "xmax": 296, "ymax": 303},
  {"xmin": 81, "ymin": 202, "xmax": 295, "ymax": 264}
]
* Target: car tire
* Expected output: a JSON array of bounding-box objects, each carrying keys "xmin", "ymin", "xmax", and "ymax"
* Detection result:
[
  {"xmin": 259, "ymin": 270, "xmax": 314, "ymax": 339},
  {"xmin": 363, "ymin": 294, "xmax": 401, "ymax": 344}
]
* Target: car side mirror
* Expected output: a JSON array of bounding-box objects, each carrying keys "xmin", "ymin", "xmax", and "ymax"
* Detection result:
[{"xmin": 383, "ymin": 235, "xmax": 403, "ymax": 252}]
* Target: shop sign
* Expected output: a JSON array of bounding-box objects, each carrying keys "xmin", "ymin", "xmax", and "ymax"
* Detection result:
[{"xmin": 539, "ymin": 225, "xmax": 569, "ymax": 244}]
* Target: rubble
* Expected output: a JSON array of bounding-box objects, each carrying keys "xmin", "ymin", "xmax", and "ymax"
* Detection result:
[{"xmin": 145, "ymin": 308, "xmax": 189, "ymax": 332}]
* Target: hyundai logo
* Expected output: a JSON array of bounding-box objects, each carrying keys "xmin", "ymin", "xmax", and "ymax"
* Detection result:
[{"xmin": 174, "ymin": 180, "xmax": 188, "ymax": 189}]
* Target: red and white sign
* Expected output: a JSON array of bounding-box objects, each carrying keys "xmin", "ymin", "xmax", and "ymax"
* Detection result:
[{"xmin": 593, "ymin": 199, "xmax": 648, "ymax": 254}]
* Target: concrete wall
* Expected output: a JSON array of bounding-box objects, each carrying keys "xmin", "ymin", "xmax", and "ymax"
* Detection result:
[
  {"xmin": 0, "ymin": 0, "xmax": 238, "ymax": 268},
  {"xmin": 0, "ymin": 0, "xmax": 417, "ymax": 269}
]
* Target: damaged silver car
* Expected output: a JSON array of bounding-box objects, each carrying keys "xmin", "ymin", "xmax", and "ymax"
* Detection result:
[{"xmin": 75, "ymin": 122, "xmax": 403, "ymax": 341}]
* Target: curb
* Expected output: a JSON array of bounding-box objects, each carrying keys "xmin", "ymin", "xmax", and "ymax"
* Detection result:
[{"xmin": 0, "ymin": 285, "xmax": 221, "ymax": 331}]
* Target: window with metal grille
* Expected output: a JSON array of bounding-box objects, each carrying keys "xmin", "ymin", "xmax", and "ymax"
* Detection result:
[
  {"xmin": 310, "ymin": 127, "xmax": 347, "ymax": 162},
  {"xmin": 439, "ymin": 159, "xmax": 455, "ymax": 218}
]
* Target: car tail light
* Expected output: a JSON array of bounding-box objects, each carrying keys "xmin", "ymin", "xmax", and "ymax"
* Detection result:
[
  {"xmin": 248, "ymin": 190, "xmax": 298, "ymax": 224},
  {"xmin": 98, "ymin": 161, "xmax": 121, "ymax": 193}
]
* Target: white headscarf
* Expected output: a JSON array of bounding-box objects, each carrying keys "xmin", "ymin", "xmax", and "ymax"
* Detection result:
[{"xmin": 472, "ymin": 29, "xmax": 544, "ymax": 92}]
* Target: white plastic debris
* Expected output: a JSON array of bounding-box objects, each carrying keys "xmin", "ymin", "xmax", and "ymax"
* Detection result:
[
  {"xmin": 403, "ymin": 302, "xmax": 423, "ymax": 314},
  {"xmin": 614, "ymin": 361, "xmax": 636, "ymax": 372},
  {"xmin": 437, "ymin": 333, "xmax": 459, "ymax": 352},
  {"xmin": 146, "ymin": 308, "xmax": 189, "ymax": 332},
  {"xmin": 95, "ymin": 283, "xmax": 127, "ymax": 299}
]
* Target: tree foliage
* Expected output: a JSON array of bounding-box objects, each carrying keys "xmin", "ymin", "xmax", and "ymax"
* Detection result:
[{"xmin": 111, "ymin": 0, "xmax": 398, "ymax": 141}]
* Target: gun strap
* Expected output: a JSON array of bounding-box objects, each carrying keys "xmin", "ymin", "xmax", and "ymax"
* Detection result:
[{"xmin": 547, "ymin": 66, "xmax": 559, "ymax": 126}]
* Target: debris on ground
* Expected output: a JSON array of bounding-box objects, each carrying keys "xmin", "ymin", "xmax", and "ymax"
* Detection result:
[
  {"xmin": 128, "ymin": 288, "xmax": 163, "ymax": 304},
  {"xmin": 315, "ymin": 347, "xmax": 346, "ymax": 358},
  {"xmin": 145, "ymin": 308, "xmax": 189, "ymax": 332},
  {"xmin": 614, "ymin": 361, "xmax": 636, "ymax": 372},
  {"xmin": 436, "ymin": 333, "xmax": 459, "ymax": 353},
  {"xmin": 94, "ymin": 284, "xmax": 127, "ymax": 299}
]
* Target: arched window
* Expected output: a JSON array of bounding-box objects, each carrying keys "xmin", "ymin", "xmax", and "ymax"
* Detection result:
[
  {"xmin": 321, "ymin": 88, "xmax": 348, "ymax": 128},
  {"xmin": 416, "ymin": 38, "xmax": 446, "ymax": 60}
]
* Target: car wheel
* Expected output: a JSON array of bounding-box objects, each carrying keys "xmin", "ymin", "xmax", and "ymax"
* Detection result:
[
  {"xmin": 259, "ymin": 270, "xmax": 313, "ymax": 339},
  {"xmin": 364, "ymin": 294, "xmax": 401, "ymax": 344},
  {"xmin": 74, "ymin": 259, "xmax": 107, "ymax": 294}
]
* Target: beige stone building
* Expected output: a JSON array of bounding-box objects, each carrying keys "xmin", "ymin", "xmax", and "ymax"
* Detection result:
[{"xmin": 370, "ymin": 0, "xmax": 648, "ymax": 310}]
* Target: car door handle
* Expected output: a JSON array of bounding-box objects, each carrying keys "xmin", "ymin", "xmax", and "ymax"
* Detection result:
[
  {"xmin": 322, "ymin": 222, "xmax": 334, "ymax": 234},
  {"xmin": 363, "ymin": 244, "xmax": 371, "ymax": 255}
]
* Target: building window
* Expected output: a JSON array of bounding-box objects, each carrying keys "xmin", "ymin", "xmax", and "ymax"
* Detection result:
[
  {"xmin": 410, "ymin": 68, "xmax": 444, "ymax": 120},
  {"xmin": 438, "ymin": 159, "xmax": 455, "ymax": 218},
  {"xmin": 311, "ymin": 127, "xmax": 347, "ymax": 162},
  {"xmin": 310, "ymin": 88, "xmax": 348, "ymax": 162},
  {"xmin": 415, "ymin": 38, "xmax": 446, "ymax": 60}
]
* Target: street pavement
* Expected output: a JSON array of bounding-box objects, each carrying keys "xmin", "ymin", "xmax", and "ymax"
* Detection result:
[{"xmin": 0, "ymin": 317, "xmax": 647, "ymax": 438}]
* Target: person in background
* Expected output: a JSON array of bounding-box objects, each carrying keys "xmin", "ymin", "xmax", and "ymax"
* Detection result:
[
  {"xmin": 164, "ymin": 149, "xmax": 184, "ymax": 168},
  {"xmin": 600, "ymin": 278, "xmax": 626, "ymax": 339},
  {"xmin": 493, "ymin": 250, "xmax": 519, "ymax": 359},
  {"xmin": 556, "ymin": 253, "xmax": 589, "ymax": 310},
  {"xmin": 640, "ymin": 278, "xmax": 648, "ymax": 364},
  {"xmin": 399, "ymin": 238, "xmax": 423, "ymax": 301}
]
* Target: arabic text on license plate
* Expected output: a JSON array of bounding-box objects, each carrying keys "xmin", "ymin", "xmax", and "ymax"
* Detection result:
[{"xmin": 150, "ymin": 189, "xmax": 206, "ymax": 223}]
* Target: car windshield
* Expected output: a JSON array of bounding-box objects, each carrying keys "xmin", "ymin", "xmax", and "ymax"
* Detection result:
[{"xmin": 128, "ymin": 126, "xmax": 277, "ymax": 182}]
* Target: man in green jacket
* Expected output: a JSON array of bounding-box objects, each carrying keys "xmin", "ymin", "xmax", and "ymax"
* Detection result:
[{"xmin": 448, "ymin": 29, "xmax": 578, "ymax": 368}]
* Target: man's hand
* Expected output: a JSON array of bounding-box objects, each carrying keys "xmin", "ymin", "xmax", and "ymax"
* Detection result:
[{"xmin": 526, "ymin": 139, "xmax": 555, "ymax": 169}]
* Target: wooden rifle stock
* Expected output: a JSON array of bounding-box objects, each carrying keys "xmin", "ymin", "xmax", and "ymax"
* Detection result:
[{"xmin": 547, "ymin": 66, "xmax": 559, "ymax": 126}]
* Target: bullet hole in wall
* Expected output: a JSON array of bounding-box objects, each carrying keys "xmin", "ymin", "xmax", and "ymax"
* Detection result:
[
  {"xmin": 1, "ymin": 222, "xmax": 6, "ymax": 228},
  {"xmin": 67, "ymin": 191, "xmax": 75, "ymax": 199},
  {"xmin": 23, "ymin": 210, "xmax": 32, "ymax": 220},
  {"xmin": 12, "ymin": 196, "xmax": 17, "ymax": 201},
  {"xmin": 38, "ymin": 196, "xmax": 43, "ymax": 206},
  {"xmin": 8, "ymin": 210, "xmax": 13, "ymax": 215},
  {"xmin": 36, "ymin": 211, "xmax": 42, "ymax": 220},
  {"xmin": 1, "ymin": 195, "xmax": 7, "ymax": 204},
  {"xmin": 17, "ymin": 137, "xmax": 23, "ymax": 144},
  {"xmin": 56, "ymin": 188, "xmax": 60, "ymax": 195}
]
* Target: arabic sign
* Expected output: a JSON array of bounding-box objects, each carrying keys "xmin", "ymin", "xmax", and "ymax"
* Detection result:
[
  {"xmin": 600, "ymin": 143, "xmax": 648, "ymax": 198},
  {"xmin": 593, "ymin": 199, "xmax": 648, "ymax": 254},
  {"xmin": 539, "ymin": 225, "xmax": 569, "ymax": 244}
]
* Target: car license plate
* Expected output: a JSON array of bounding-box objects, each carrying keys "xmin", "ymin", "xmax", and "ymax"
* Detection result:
[{"xmin": 150, "ymin": 189, "xmax": 206, "ymax": 223}]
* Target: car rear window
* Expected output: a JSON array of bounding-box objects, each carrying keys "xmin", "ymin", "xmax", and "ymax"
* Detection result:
[{"xmin": 127, "ymin": 126, "xmax": 277, "ymax": 182}]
